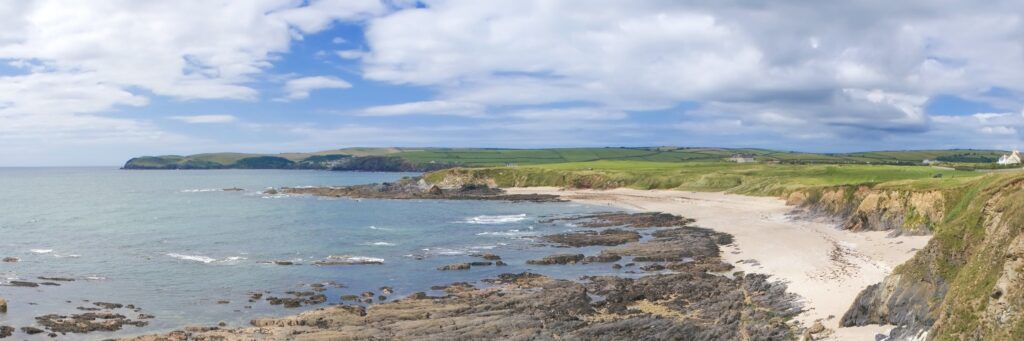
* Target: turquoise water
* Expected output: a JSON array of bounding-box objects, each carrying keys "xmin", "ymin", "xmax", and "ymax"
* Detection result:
[{"xmin": 0, "ymin": 168, "xmax": 616, "ymax": 339}]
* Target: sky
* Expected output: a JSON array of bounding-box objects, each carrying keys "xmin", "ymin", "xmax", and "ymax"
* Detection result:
[{"xmin": 1, "ymin": 0, "xmax": 1023, "ymax": 166}]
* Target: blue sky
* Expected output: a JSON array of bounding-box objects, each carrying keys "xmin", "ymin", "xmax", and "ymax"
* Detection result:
[{"xmin": 1, "ymin": 0, "xmax": 1023, "ymax": 166}]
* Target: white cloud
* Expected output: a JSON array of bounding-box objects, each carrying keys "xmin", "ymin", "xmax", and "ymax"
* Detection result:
[
  {"xmin": 282, "ymin": 76, "xmax": 353, "ymax": 100},
  {"xmin": 361, "ymin": 100, "xmax": 484, "ymax": 117},
  {"xmin": 0, "ymin": 0, "xmax": 389, "ymax": 164},
  {"xmin": 336, "ymin": 49, "xmax": 365, "ymax": 59},
  {"xmin": 357, "ymin": 0, "xmax": 1024, "ymax": 145},
  {"xmin": 169, "ymin": 115, "xmax": 237, "ymax": 124}
]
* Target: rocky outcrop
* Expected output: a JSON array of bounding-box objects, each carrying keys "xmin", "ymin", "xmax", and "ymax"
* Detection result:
[
  {"xmin": 839, "ymin": 175, "xmax": 1024, "ymax": 340},
  {"xmin": 279, "ymin": 177, "xmax": 562, "ymax": 202},
  {"xmin": 787, "ymin": 186, "xmax": 946, "ymax": 235},
  {"xmin": 121, "ymin": 271, "xmax": 801, "ymax": 341},
  {"xmin": 542, "ymin": 229, "xmax": 641, "ymax": 247}
]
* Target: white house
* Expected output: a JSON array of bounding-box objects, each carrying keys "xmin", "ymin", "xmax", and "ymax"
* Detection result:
[
  {"xmin": 729, "ymin": 154, "xmax": 756, "ymax": 163},
  {"xmin": 997, "ymin": 150, "xmax": 1022, "ymax": 165}
]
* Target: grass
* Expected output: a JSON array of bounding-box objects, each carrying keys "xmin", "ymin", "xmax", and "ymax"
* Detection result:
[{"xmin": 427, "ymin": 160, "xmax": 985, "ymax": 195}]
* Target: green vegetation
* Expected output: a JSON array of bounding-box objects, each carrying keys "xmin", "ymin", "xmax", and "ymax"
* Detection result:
[{"xmin": 426, "ymin": 161, "xmax": 983, "ymax": 195}]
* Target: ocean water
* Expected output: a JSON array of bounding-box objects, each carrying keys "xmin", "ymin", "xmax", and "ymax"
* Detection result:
[{"xmin": 0, "ymin": 168, "xmax": 619, "ymax": 340}]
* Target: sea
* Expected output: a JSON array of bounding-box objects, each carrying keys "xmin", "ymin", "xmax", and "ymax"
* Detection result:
[{"xmin": 0, "ymin": 168, "xmax": 621, "ymax": 340}]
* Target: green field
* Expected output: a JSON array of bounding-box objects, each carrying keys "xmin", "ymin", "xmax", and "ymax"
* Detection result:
[{"xmin": 425, "ymin": 160, "xmax": 984, "ymax": 195}]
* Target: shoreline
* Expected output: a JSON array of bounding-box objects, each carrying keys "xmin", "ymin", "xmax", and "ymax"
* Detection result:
[{"xmin": 505, "ymin": 187, "xmax": 931, "ymax": 339}]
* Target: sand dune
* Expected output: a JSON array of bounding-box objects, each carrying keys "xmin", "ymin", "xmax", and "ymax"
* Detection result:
[{"xmin": 506, "ymin": 187, "xmax": 930, "ymax": 340}]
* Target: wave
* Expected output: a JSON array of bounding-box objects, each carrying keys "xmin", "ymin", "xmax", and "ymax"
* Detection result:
[
  {"xmin": 462, "ymin": 214, "xmax": 528, "ymax": 225},
  {"xmin": 365, "ymin": 242, "xmax": 396, "ymax": 247},
  {"xmin": 30, "ymin": 249, "xmax": 53, "ymax": 254},
  {"xmin": 476, "ymin": 229, "xmax": 538, "ymax": 238},
  {"xmin": 314, "ymin": 255, "xmax": 385, "ymax": 265},
  {"xmin": 166, "ymin": 253, "xmax": 217, "ymax": 264},
  {"xmin": 180, "ymin": 188, "xmax": 222, "ymax": 193},
  {"xmin": 420, "ymin": 247, "xmax": 466, "ymax": 256}
]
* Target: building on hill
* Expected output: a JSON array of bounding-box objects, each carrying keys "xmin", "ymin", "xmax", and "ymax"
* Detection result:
[
  {"xmin": 997, "ymin": 150, "xmax": 1022, "ymax": 165},
  {"xmin": 729, "ymin": 154, "xmax": 756, "ymax": 163}
]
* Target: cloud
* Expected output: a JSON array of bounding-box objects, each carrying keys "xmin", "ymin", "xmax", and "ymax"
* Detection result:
[
  {"xmin": 357, "ymin": 0, "xmax": 1024, "ymax": 144},
  {"xmin": 169, "ymin": 115, "xmax": 237, "ymax": 124},
  {"xmin": 282, "ymin": 76, "xmax": 353, "ymax": 100},
  {"xmin": 0, "ymin": 0, "xmax": 387, "ymax": 164},
  {"xmin": 361, "ymin": 100, "xmax": 485, "ymax": 117},
  {"xmin": 336, "ymin": 49, "xmax": 365, "ymax": 59}
]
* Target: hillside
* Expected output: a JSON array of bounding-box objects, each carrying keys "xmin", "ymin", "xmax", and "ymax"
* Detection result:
[{"xmin": 123, "ymin": 147, "xmax": 1010, "ymax": 170}]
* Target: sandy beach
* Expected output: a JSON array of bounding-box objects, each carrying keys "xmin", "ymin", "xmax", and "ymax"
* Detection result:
[{"xmin": 506, "ymin": 187, "xmax": 931, "ymax": 340}]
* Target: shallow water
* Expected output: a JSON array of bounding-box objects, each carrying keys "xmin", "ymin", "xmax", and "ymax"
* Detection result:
[{"xmin": 0, "ymin": 168, "xmax": 623, "ymax": 339}]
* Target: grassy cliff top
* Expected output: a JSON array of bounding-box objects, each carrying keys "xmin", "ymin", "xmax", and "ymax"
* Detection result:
[{"xmin": 425, "ymin": 160, "xmax": 987, "ymax": 195}]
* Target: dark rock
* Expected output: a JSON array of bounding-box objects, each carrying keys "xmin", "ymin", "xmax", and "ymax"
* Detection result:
[
  {"xmin": 379, "ymin": 286, "xmax": 394, "ymax": 296},
  {"xmin": 495, "ymin": 260, "xmax": 508, "ymax": 266},
  {"xmin": 468, "ymin": 261, "xmax": 493, "ymax": 266},
  {"xmin": 478, "ymin": 253, "xmax": 502, "ymax": 260},
  {"xmin": 437, "ymin": 263, "xmax": 472, "ymax": 271},
  {"xmin": 340, "ymin": 295, "xmax": 359, "ymax": 301},
  {"xmin": 1, "ymin": 257, "xmax": 18, "ymax": 263},
  {"xmin": 584, "ymin": 254, "xmax": 622, "ymax": 263},
  {"xmin": 543, "ymin": 229, "xmax": 641, "ymax": 247},
  {"xmin": 0, "ymin": 326, "xmax": 11, "ymax": 338},
  {"xmin": 7, "ymin": 281, "xmax": 38, "ymax": 287},
  {"xmin": 93, "ymin": 302, "xmax": 123, "ymax": 309},
  {"xmin": 20, "ymin": 327, "xmax": 43, "ymax": 335},
  {"xmin": 37, "ymin": 277, "xmax": 74, "ymax": 282},
  {"xmin": 279, "ymin": 177, "xmax": 563, "ymax": 203},
  {"xmin": 527, "ymin": 254, "xmax": 585, "ymax": 265}
]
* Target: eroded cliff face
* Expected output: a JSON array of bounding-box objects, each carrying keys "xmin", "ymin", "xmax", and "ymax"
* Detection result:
[
  {"xmin": 838, "ymin": 176, "xmax": 1024, "ymax": 340},
  {"xmin": 786, "ymin": 186, "xmax": 946, "ymax": 235}
]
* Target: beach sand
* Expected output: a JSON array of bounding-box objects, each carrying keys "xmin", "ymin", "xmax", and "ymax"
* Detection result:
[{"xmin": 506, "ymin": 187, "xmax": 930, "ymax": 340}]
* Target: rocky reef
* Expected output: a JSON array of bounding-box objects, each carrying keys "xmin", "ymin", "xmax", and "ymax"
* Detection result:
[
  {"xmin": 278, "ymin": 177, "xmax": 562, "ymax": 202},
  {"xmin": 122, "ymin": 270, "xmax": 800, "ymax": 341}
]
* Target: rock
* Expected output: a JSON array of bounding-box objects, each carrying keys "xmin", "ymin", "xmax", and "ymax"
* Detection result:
[
  {"xmin": 542, "ymin": 229, "xmax": 641, "ymax": 247},
  {"xmin": 495, "ymin": 260, "xmax": 508, "ymax": 266},
  {"xmin": 266, "ymin": 292, "xmax": 326, "ymax": 308},
  {"xmin": 437, "ymin": 263, "xmax": 472, "ymax": 271},
  {"xmin": 808, "ymin": 321, "xmax": 826, "ymax": 334},
  {"xmin": 94, "ymin": 302, "xmax": 123, "ymax": 309},
  {"xmin": 37, "ymin": 277, "xmax": 74, "ymax": 282},
  {"xmin": 1, "ymin": 257, "xmax": 17, "ymax": 263},
  {"xmin": 340, "ymin": 295, "xmax": 359, "ymax": 301},
  {"xmin": 34, "ymin": 312, "xmax": 150, "ymax": 333},
  {"xmin": 279, "ymin": 177, "xmax": 563, "ymax": 202},
  {"xmin": 7, "ymin": 281, "xmax": 38, "ymax": 287},
  {"xmin": 263, "ymin": 188, "xmax": 279, "ymax": 195},
  {"xmin": 379, "ymin": 286, "xmax": 394, "ymax": 296},
  {"xmin": 360, "ymin": 291, "xmax": 375, "ymax": 299},
  {"xmin": 468, "ymin": 261, "xmax": 493, "ymax": 266},
  {"xmin": 427, "ymin": 185, "xmax": 443, "ymax": 195},
  {"xmin": 223, "ymin": 187, "xmax": 244, "ymax": 192},
  {"xmin": 0, "ymin": 326, "xmax": 11, "ymax": 338},
  {"xmin": 584, "ymin": 254, "xmax": 622, "ymax": 263},
  {"xmin": 479, "ymin": 253, "xmax": 502, "ymax": 260},
  {"xmin": 126, "ymin": 271, "xmax": 801, "ymax": 341},
  {"xmin": 527, "ymin": 254, "xmax": 585, "ymax": 265},
  {"xmin": 543, "ymin": 212, "xmax": 695, "ymax": 228},
  {"xmin": 216, "ymin": 300, "xmax": 230, "ymax": 304},
  {"xmin": 612, "ymin": 264, "xmax": 623, "ymax": 269},
  {"xmin": 272, "ymin": 260, "xmax": 295, "ymax": 265},
  {"xmin": 20, "ymin": 327, "xmax": 43, "ymax": 335},
  {"xmin": 0, "ymin": 298, "xmax": 6, "ymax": 313}
]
